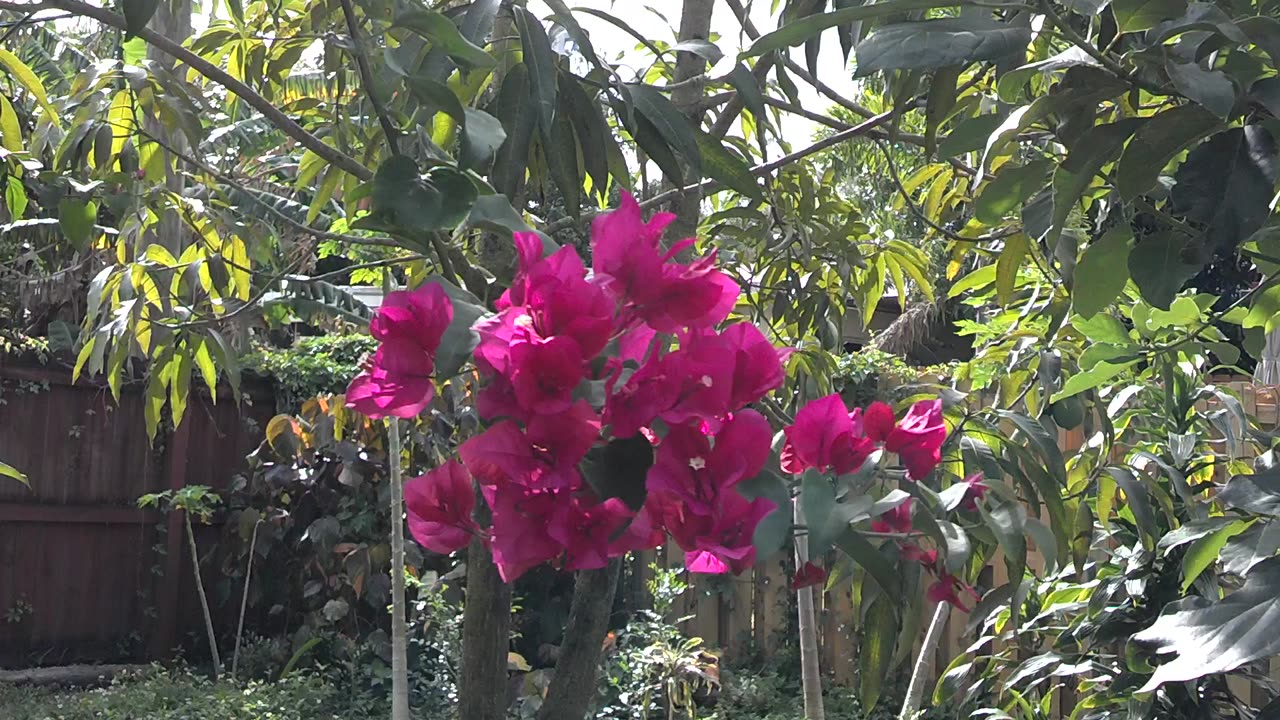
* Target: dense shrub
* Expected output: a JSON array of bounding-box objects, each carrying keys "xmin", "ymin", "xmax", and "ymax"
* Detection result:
[{"xmin": 242, "ymin": 334, "xmax": 377, "ymax": 413}]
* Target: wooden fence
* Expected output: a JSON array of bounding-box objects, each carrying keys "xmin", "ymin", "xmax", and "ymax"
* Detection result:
[
  {"xmin": 632, "ymin": 380, "xmax": 1280, "ymax": 711},
  {"xmin": 0, "ymin": 361, "xmax": 271, "ymax": 666}
]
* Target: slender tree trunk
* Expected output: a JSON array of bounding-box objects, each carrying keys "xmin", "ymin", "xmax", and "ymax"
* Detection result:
[
  {"xmin": 535, "ymin": 560, "xmax": 621, "ymax": 720},
  {"xmin": 231, "ymin": 519, "xmax": 261, "ymax": 679},
  {"xmin": 388, "ymin": 419, "xmax": 410, "ymax": 720},
  {"xmin": 793, "ymin": 499, "xmax": 826, "ymax": 720},
  {"xmin": 899, "ymin": 601, "xmax": 950, "ymax": 720},
  {"xmin": 184, "ymin": 514, "xmax": 222, "ymax": 680},
  {"xmin": 145, "ymin": 0, "xmax": 192, "ymax": 253},
  {"xmin": 668, "ymin": 0, "xmax": 715, "ymax": 241},
  {"xmin": 459, "ymin": 531, "xmax": 512, "ymax": 720}
]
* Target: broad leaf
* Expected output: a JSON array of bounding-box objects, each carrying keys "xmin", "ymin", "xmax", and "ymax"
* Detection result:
[
  {"xmin": 1166, "ymin": 61, "xmax": 1237, "ymax": 119},
  {"xmin": 57, "ymin": 198, "xmax": 96, "ymax": 250},
  {"xmin": 1073, "ymin": 226, "xmax": 1133, "ymax": 317},
  {"xmin": 489, "ymin": 64, "xmax": 535, "ymax": 201},
  {"xmin": 1133, "ymin": 556, "xmax": 1280, "ymax": 690},
  {"xmin": 743, "ymin": 0, "xmax": 960, "ymax": 56},
  {"xmin": 627, "ymin": 84, "xmax": 701, "ymax": 181},
  {"xmin": 740, "ymin": 469, "xmax": 792, "ymax": 558},
  {"xmin": 1219, "ymin": 468, "xmax": 1280, "ymax": 516},
  {"xmin": 0, "ymin": 460, "xmax": 27, "ymax": 487},
  {"xmin": 581, "ymin": 435, "xmax": 653, "ymax": 511},
  {"xmin": 975, "ymin": 159, "xmax": 1053, "ymax": 225},
  {"xmin": 122, "ymin": 0, "xmax": 161, "ymax": 37},
  {"xmin": 1049, "ymin": 120, "xmax": 1140, "ymax": 244},
  {"xmin": 466, "ymin": 194, "xmax": 555, "ymax": 252},
  {"xmin": 1112, "ymin": 0, "xmax": 1188, "ymax": 34},
  {"xmin": 855, "ymin": 17, "xmax": 1032, "ymax": 76},
  {"xmin": 1180, "ymin": 520, "xmax": 1248, "ymax": 592},
  {"xmin": 860, "ymin": 595, "xmax": 899, "ymax": 711},
  {"xmin": 396, "ymin": 9, "xmax": 495, "ymax": 69},
  {"xmin": 835, "ymin": 529, "xmax": 900, "ymax": 597},
  {"xmin": 1171, "ymin": 127, "xmax": 1279, "ymax": 254},
  {"xmin": 368, "ymin": 156, "xmax": 477, "ymax": 233},
  {"xmin": 425, "ymin": 274, "xmax": 489, "ymax": 378},
  {"xmin": 1116, "ymin": 103, "xmax": 1221, "ymax": 199},
  {"xmin": 1220, "ymin": 520, "xmax": 1280, "ymax": 576},
  {"xmin": 459, "ymin": 107, "xmax": 507, "ymax": 171},
  {"xmin": 694, "ymin": 130, "xmax": 763, "ymax": 201},
  {"xmin": 1128, "ymin": 232, "xmax": 1202, "ymax": 310}
]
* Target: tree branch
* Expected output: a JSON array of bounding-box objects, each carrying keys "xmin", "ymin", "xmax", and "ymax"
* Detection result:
[
  {"xmin": 15, "ymin": 0, "xmax": 374, "ymax": 181},
  {"xmin": 339, "ymin": 0, "xmax": 400, "ymax": 156}
]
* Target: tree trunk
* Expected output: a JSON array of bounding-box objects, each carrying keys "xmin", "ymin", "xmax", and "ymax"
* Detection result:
[
  {"xmin": 145, "ymin": 0, "xmax": 192, "ymax": 253},
  {"xmin": 668, "ymin": 0, "xmax": 715, "ymax": 241},
  {"xmin": 535, "ymin": 560, "xmax": 621, "ymax": 720},
  {"xmin": 899, "ymin": 601, "xmax": 950, "ymax": 720},
  {"xmin": 459, "ymin": 532, "xmax": 512, "ymax": 720},
  {"xmin": 387, "ymin": 420, "xmax": 410, "ymax": 720},
  {"xmin": 793, "ymin": 499, "xmax": 826, "ymax": 720}
]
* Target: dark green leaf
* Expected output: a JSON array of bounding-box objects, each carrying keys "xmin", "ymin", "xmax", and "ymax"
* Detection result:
[
  {"xmin": 1171, "ymin": 126, "xmax": 1279, "ymax": 254},
  {"xmin": 1166, "ymin": 61, "xmax": 1236, "ymax": 119},
  {"xmin": 542, "ymin": 107, "xmax": 581, "ymax": 218},
  {"xmin": 802, "ymin": 469, "xmax": 838, "ymax": 555},
  {"xmin": 860, "ymin": 595, "xmax": 898, "ymax": 711},
  {"xmin": 1112, "ymin": 0, "xmax": 1187, "ymax": 34},
  {"xmin": 1073, "ymin": 226, "xmax": 1133, "ymax": 318},
  {"xmin": 582, "ymin": 435, "xmax": 654, "ymax": 511},
  {"xmin": 995, "ymin": 46, "xmax": 1099, "ymax": 103},
  {"xmin": 740, "ymin": 470, "xmax": 792, "ymax": 558},
  {"xmin": 558, "ymin": 70, "xmax": 610, "ymax": 200},
  {"xmin": 123, "ymin": 0, "xmax": 160, "ymax": 37},
  {"xmin": 572, "ymin": 7, "xmax": 664, "ymax": 58},
  {"xmin": 1150, "ymin": 2, "xmax": 1248, "ymax": 45},
  {"xmin": 1251, "ymin": 76, "xmax": 1280, "ymax": 119},
  {"xmin": 672, "ymin": 39, "xmax": 723, "ymax": 64},
  {"xmin": 369, "ymin": 156, "xmax": 477, "ymax": 232},
  {"xmin": 975, "ymin": 159, "xmax": 1053, "ymax": 225},
  {"xmin": 512, "ymin": 7, "xmax": 557, "ymax": 132},
  {"xmin": 396, "ymin": 9, "xmax": 495, "ymax": 69},
  {"xmin": 855, "ymin": 17, "xmax": 1032, "ymax": 76},
  {"xmin": 1074, "ymin": 312, "xmax": 1131, "ymax": 344},
  {"xmin": 1052, "ymin": 362, "xmax": 1133, "ymax": 401},
  {"xmin": 1128, "ymin": 232, "xmax": 1202, "ymax": 310},
  {"xmin": 980, "ymin": 497, "xmax": 1027, "ymax": 586},
  {"xmin": 742, "ymin": 0, "xmax": 959, "ymax": 56},
  {"xmin": 1220, "ymin": 520, "xmax": 1280, "ymax": 575},
  {"xmin": 1219, "ymin": 467, "xmax": 1280, "ymax": 516},
  {"xmin": 694, "ymin": 130, "xmax": 762, "ymax": 201},
  {"xmin": 632, "ymin": 113, "xmax": 685, "ymax": 186},
  {"xmin": 925, "ymin": 65, "xmax": 961, "ymax": 154},
  {"xmin": 725, "ymin": 63, "xmax": 767, "ymax": 124},
  {"xmin": 1105, "ymin": 466, "xmax": 1157, "ymax": 545},
  {"xmin": 938, "ymin": 113, "xmax": 1004, "ymax": 159},
  {"xmin": 1049, "ymin": 120, "xmax": 1141, "ymax": 244},
  {"xmin": 260, "ymin": 277, "xmax": 374, "ymax": 325},
  {"xmin": 1132, "ymin": 556, "xmax": 1280, "ymax": 690},
  {"xmin": 58, "ymin": 198, "xmax": 96, "ymax": 249},
  {"xmin": 1116, "ymin": 103, "xmax": 1222, "ymax": 199},
  {"xmin": 1064, "ymin": 0, "xmax": 1112, "ymax": 16},
  {"xmin": 488, "ymin": 63, "xmax": 534, "ymax": 200},
  {"xmin": 425, "ymin": 274, "xmax": 488, "ymax": 378},
  {"xmin": 459, "ymin": 107, "xmax": 506, "ymax": 171},
  {"xmin": 466, "ymin": 194, "xmax": 555, "ymax": 252},
  {"xmin": 408, "ymin": 75, "xmax": 465, "ymax": 122},
  {"xmin": 835, "ymin": 529, "xmax": 900, "ymax": 597},
  {"xmin": 939, "ymin": 520, "xmax": 971, "ymax": 574},
  {"xmin": 628, "ymin": 84, "xmax": 701, "ymax": 180}
]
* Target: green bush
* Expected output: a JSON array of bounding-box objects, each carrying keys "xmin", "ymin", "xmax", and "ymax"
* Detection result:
[
  {"xmin": 0, "ymin": 667, "xmax": 345, "ymax": 720},
  {"xmin": 242, "ymin": 334, "xmax": 377, "ymax": 413}
]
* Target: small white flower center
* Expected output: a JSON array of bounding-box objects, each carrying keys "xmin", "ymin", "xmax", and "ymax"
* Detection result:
[
  {"xmin": 700, "ymin": 375, "xmax": 713, "ymax": 387},
  {"xmin": 514, "ymin": 313, "xmax": 534, "ymax": 329},
  {"xmin": 688, "ymin": 457, "xmax": 707, "ymax": 471}
]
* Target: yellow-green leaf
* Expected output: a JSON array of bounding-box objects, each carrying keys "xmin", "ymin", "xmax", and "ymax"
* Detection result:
[
  {"xmin": 0, "ymin": 48, "xmax": 59, "ymax": 125},
  {"xmin": 0, "ymin": 93, "xmax": 22, "ymax": 153}
]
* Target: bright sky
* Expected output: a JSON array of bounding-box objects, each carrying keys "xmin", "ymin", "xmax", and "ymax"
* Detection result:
[{"xmin": 528, "ymin": 0, "xmax": 859, "ymax": 144}]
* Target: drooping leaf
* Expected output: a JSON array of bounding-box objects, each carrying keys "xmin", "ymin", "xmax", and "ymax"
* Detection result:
[
  {"xmin": 1049, "ymin": 120, "xmax": 1141, "ymax": 245},
  {"xmin": 260, "ymin": 277, "xmax": 374, "ymax": 325},
  {"xmin": 627, "ymin": 84, "xmax": 701, "ymax": 181},
  {"xmin": 489, "ymin": 63, "xmax": 535, "ymax": 201},
  {"xmin": 802, "ymin": 468, "xmax": 838, "ymax": 555},
  {"xmin": 1115, "ymin": 103, "xmax": 1222, "ymax": 199},
  {"xmin": 122, "ymin": 0, "xmax": 161, "ymax": 38},
  {"xmin": 694, "ymin": 130, "xmax": 763, "ymax": 201},
  {"xmin": 1128, "ymin": 232, "xmax": 1202, "ymax": 310},
  {"xmin": 1105, "ymin": 466, "xmax": 1157, "ymax": 545},
  {"xmin": 739, "ymin": 469, "xmax": 792, "ymax": 558},
  {"xmin": 57, "ymin": 198, "xmax": 96, "ymax": 250},
  {"xmin": 1220, "ymin": 520, "xmax": 1280, "ymax": 576},
  {"xmin": 512, "ymin": 6, "xmax": 558, "ymax": 132},
  {"xmin": 396, "ymin": 9, "xmax": 496, "ymax": 69},
  {"xmin": 1171, "ymin": 126, "xmax": 1279, "ymax": 254},
  {"xmin": 1219, "ymin": 468, "xmax": 1280, "ymax": 516},
  {"xmin": 458, "ymin": 108, "xmax": 506, "ymax": 172},
  {"xmin": 1133, "ymin": 556, "xmax": 1280, "ymax": 690},
  {"xmin": 854, "ymin": 17, "xmax": 1032, "ymax": 76},
  {"xmin": 1180, "ymin": 520, "xmax": 1249, "ymax": 592},
  {"xmin": 0, "ymin": 93, "xmax": 21, "ymax": 153},
  {"xmin": 860, "ymin": 595, "xmax": 898, "ymax": 711},
  {"xmin": 742, "ymin": 0, "xmax": 960, "ymax": 56},
  {"xmin": 835, "ymin": 529, "xmax": 900, "ymax": 597},
  {"xmin": 542, "ymin": 107, "xmax": 581, "ymax": 218},
  {"xmin": 557, "ymin": 70, "xmax": 610, "ymax": 200},
  {"xmin": 938, "ymin": 113, "xmax": 1004, "ymax": 159},
  {"xmin": 466, "ymin": 194, "xmax": 555, "ymax": 251},
  {"xmin": 1073, "ymin": 226, "xmax": 1133, "ymax": 318},
  {"xmin": 1166, "ymin": 61, "xmax": 1237, "ymax": 119}
]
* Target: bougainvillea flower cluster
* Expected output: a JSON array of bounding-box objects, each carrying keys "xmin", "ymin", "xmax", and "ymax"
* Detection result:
[
  {"xmin": 781, "ymin": 394, "xmax": 946, "ymax": 481},
  {"xmin": 356, "ymin": 193, "xmax": 786, "ymax": 582},
  {"xmin": 345, "ymin": 282, "xmax": 452, "ymax": 419}
]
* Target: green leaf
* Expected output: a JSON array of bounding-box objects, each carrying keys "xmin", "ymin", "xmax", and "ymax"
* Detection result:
[
  {"xmin": 558, "ymin": 70, "xmax": 610, "ymax": 200},
  {"xmin": 694, "ymin": 130, "xmax": 762, "ymax": 201},
  {"xmin": 938, "ymin": 113, "xmax": 1003, "ymax": 160},
  {"xmin": 1171, "ymin": 127, "xmax": 1279, "ymax": 254},
  {"xmin": 860, "ymin": 595, "xmax": 898, "ymax": 712},
  {"xmin": 725, "ymin": 63, "xmax": 766, "ymax": 126},
  {"xmin": 980, "ymin": 497, "xmax": 1028, "ymax": 589},
  {"xmin": 489, "ymin": 63, "xmax": 535, "ymax": 201},
  {"xmin": 1112, "ymin": 0, "xmax": 1187, "ymax": 34},
  {"xmin": 939, "ymin": 520, "xmax": 971, "ymax": 574},
  {"xmin": 975, "ymin": 159, "xmax": 1053, "ymax": 225},
  {"xmin": 1052, "ymin": 362, "xmax": 1133, "ymax": 402},
  {"xmin": 855, "ymin": 17, "xmax": 1032, "ymax": 76},
  {"xmin": 143, "ymin": 366, "xmax": 166, "ymax": 442},
  {"xmin": 1049, "ymin": 120, "xmax": 1140, "ymax": 244},
  {"xmin": 740, "ymin": 470, "xmax": 792, "ymax": 558},
  {"xmin": 996, "ymin": 46, "xmax": 1099, "ymax": 103},
  {"xmin": 466, "ymin": 194, "xmax": 555, "ymax": 252},
  {"xmin": 1166, "ymin": 61, "xmax": 1237, "ymax": 119},
  {"xmin": 672, "ymin": 39, "xmax": 723, "ymax": 64},
  {"xmin": 1180, "ymin": 520, "xmax": 1248, "ymax": 592},
  {"xmin": 207, "ymin": 328, "xmax": 241, "ymax": 398},
  {"xmin": 396, "ymin": 9, "xmax": 496, "ymax": 69},
  {"xmin": 194, "ymin": 338, "xmax": 218, "ymax": 402},
  {"xmin": 5, "ymin": 175, "xmax": 27, "ymax": 219},
  {"xmin": 425, "ymin": 274, "xmax": 489, "ymax": 378},
  {"xmin": 542, "ymin": 107, "xmax": 581, "ymax": 219},
  {"xmin": 512, "ymin": 7, "xmax": 557, "ymax": 132},
  {"xmin": 122, "ymin": 0, "xmax": 161, "ymax": 37},
  {"xmin": 1116, "ymin": 103, "xmax": 1222, "ymax": 199},
  {"xmin": 581, "ymin": 435, "xmax": 653, "ymax": 511},
  {"xmin": 802, "ymin": 469, "xmax": 837, "ymax": 555},
  {"xmin": 0, "ymin": 93, "xmax": 21, "ymax": 153},
  {"xmin": 835, "ymin": 530, "xmax": 899, "ymax": 597},
  {"xmin": 1219, "ymin": 467, "xmax": 1280, "ymax": 516},
  {"xmin": 947, "ymin": 263, "xmax": 997, "ymax": 298},
  {"xmin": 1105, "ymin": 466, "xmax": 1157, "ymax": 546},
  {"xmin": 1220, "ymin": 520, "xmax": 1280, "ymax": 575},
  {"xmin": 1128, "ymin": 232, "xmax": 1202, "ymax": 310},
  {"xmin": 627, "ymin": 84, "xmax": 701, "ymax": 181},
  {"xmin": 0, "ymin": 459, "xmax": 27, "ymax": 487},
  {"xmin": 742, "ymin": 0, "xmax": 959, "ymax": 56},
  {"xmin": 261, "ymin": 277, "xmax": 374, "ymax": 325},
  {"xmin": 58, "ymin": 198, "xmax": 96, "ymax": 250},
  {"xmin": 1133, "ymin": 556, "xmax": 1280, "ymax": 690},
  {"xmin": 1074, "ymin": 313, "xmax": 1131, "ymax": 345},
  {"xmin": 368, "ymin": 156, "xmax": 477, "ymax": 233},
  {"xmin": 1073, "ymin": 226, "xmax": 1132, "ymax": 318},
  {"xmin": 925, "ymin": 65, "xmax": 961, "ymax": 154},
  {"xmin": 996, "ymin": 233, "xmax": 1028, "ymax": 304}
]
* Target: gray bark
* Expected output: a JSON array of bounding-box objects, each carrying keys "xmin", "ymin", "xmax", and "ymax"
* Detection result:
[
  {"xmin": 145, "ymin": 0, "xmax": 193, "ymax": 252},
  {"xmin": 459, "ymin": 534, "xmax": 512, "ymax": 720},
  {"xmin": 668, "ymin": 0, "xmax": 715, "ymax": 241},
  {"xmin": 534, "ymin": 560, "xmax": 622, "ymax": 720}
]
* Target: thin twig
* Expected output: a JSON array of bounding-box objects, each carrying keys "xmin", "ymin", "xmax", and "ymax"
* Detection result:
[{"xmin": 339, "ymin": 0, "xmax": 400, "ymax": 155}]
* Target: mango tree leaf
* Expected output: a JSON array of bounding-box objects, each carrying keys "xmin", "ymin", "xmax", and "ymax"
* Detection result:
[
  {"xmin": 672, "ymin": 39, "xmax": 723, "ymax": 63},
  {"xmin": 975, "ymin": 159, "xmax": 1053, "ymax": 225},
  {"xmin": 1132, "ymin": 556, "xmax": 1280, "ymax": 690},
  {"xmin": 1166, "ymin": 61, "xmax": 1237, "ymax": 119},
  {"xmin": 558, "ymin": 70, "xmax": 610, "ymax": 199},
  {"xmin": 1128, "ymin": 232, "xmax": 1202, "ymax": 310},
  {"xmin": 396, "ymin": 9, "xmax": 495, "ymax": 69},
  {"xmin": 466, "ymin": 194, "xmax": 555, "ymax": 252},
  {"xmin": 694, "ymin": 130, "xmax": 763, "ymax": 201},
  {"xmin": 742, "ymin": 0, "xmax": 958, "ymax": 56},
  {"xmin": 995, "ymin": 46, "xmax": 1099, "ymax": 103},
  {"xmin": 58, "ymin": 198, "xmax": 96, "ymax": 250},
  {"xmin": 459, "ymin": 107, "xmax": 506, "ymax": 171},
  {"xmin": 1116, "ymin": 103, "xmax": 1221, "ymax": 199},
  {"xmin": 424, "ymin": 273, "xmax": 489, "ymax": 378},
  {"xmin": 1112, "ymin": 0, "xmax": 1188, "ymax": 34},
  {"xmin": 938, "ymin": 113, "xmax": 1003, "ymax": 159},
  {"xmin": 1219, "ymin": 467, "xmax": 1280, "ymax": 516},
  {"xmin": 543, "ymin": 108, "xmax": 581, "ymax": 218},
  {"xmin": 855, "ymin": 17, "xmax": 1032, "ymax": 76},
  {"xmin": 627, "ymin": 84, "xmax": 701, "ymax": 180},
  {"xmin": 860, "ymin": 595, "xmax": 899, "ymax": 712},
  {"xmin": 512, "ymin": 6, "xmax": 557, "ymax": 132},
  {"xmin": 1171, "ymin": 126, "xmax": 1279, "ymax": 254},
  {"xmin": 0, "ymin": 49, "xmax": 57, "ymax": 123},
  {"xmin": 1073, "ymin": 226, "xmax": 1133, "ymax": 317},
  {"xmin": 1049, "ymin": 120, "xmax": 1141, "ymax": 245},
  {"xmin": 368, "ymin": 156, "xmax": 477, "ymax": 233},
  {"xmin": 122, "ymin": 0, "xmax": 160, "ymax": 37},
  {"xmin": 489, "ymin": 63, "xmax": 535, "ymax": 201}
]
